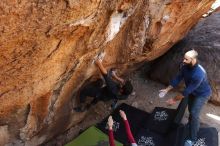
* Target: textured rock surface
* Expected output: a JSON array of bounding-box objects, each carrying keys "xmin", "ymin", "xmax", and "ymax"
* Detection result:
[
  {"xmin": 0, "ymin": 0, "xmax": 215, "ymax": 145},
  {"xmin": 0, "ymin": 126, "xmax": 9, "ymax": 146},
  {"xmin": 149, "ymin": 11, "xmax": 220, "ymax": 105}
]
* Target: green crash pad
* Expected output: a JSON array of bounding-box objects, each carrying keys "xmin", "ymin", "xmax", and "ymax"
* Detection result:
[{"xmin": 65, "ymin": 126, "xmax": 123, "ymax": 146}]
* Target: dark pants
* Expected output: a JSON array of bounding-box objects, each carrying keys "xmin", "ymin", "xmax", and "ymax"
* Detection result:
[
  {"xmin": 79, "ymin": 79, "xmax": 103, "ymax": 104},
  {"xmin": 188, "ymin": 95, "xmax": 209, "ymax": 141},
  {"xmin": 174, "ymin": 94, "xmax": 209, "ymax": 142}
]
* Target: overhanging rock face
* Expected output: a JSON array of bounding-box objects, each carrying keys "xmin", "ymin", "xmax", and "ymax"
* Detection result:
[{"xmin": 0, "ymin": 0, "xmax": 215, "ymax": 145}]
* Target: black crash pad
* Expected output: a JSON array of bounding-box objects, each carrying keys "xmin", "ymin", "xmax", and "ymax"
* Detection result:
[
  {"xmin": 135, "ymin": 128, "xmax": 166, "ymax": 146},
  {"xmin": 166, "ymin": 125, "xmax": 186, "ymax": 146},
  {"xmin": 144, "ymin": 107, "xmax": 177, "ymax": 134},
  {"xmin": 96, "ymin": 103, "xmax": 150, "ymax": 144},
  {"xmin": 96, "ymin": 103, "xmax": 218, "ymax": 146},
  {"xmin": 167, "ymin": 126, "xmax": 219, "ymax": 146},
  {"xmin": 194, "ymin": 127, "xmax": 219, "ymax": 146}
]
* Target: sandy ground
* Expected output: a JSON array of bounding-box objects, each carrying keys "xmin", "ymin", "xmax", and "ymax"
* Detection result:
[{"xmin": 44, "ymin": 70, "xmax": 220, "ymax": 146}]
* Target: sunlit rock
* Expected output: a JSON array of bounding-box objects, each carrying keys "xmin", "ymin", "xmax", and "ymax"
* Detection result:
[{"xmin": 0, "ymin": 0, "xmax": 216, "ymax": 145}]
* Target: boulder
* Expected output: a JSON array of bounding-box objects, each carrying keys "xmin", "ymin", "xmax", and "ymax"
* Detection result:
[{"xmin": 0, "ymin": 0, "xmax": 216, "ymax": 145}]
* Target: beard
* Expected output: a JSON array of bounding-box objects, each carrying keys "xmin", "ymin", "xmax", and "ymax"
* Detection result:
[{"xmin": 183, "ymin": 61, "xmax": 195, "ymax": 69}]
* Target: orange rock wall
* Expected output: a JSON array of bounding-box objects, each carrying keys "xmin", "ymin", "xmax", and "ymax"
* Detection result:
[{"xmin": 0, "ymin": 0, "xmax": 215, "ymax": 145}]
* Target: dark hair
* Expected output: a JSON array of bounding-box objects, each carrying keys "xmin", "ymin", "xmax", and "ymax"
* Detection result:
[{"xmin": 122, "ymin": 80, "xmax": 133, "ymax": 95}]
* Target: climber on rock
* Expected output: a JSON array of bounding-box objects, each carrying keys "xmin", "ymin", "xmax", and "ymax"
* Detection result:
[{"xmin": 74, "ymin": 52, "xmax": 133, "ymax": 112}]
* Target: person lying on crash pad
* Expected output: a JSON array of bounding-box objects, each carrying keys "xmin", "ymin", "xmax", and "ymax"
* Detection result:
[{"xmin": 107, "ymin": 110, "xmax": 137, "ymax": 146}]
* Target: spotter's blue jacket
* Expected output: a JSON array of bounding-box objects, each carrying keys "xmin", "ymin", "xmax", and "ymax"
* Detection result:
[{"xmin": 170, "ymin": 64, "xmax": 212, "ymax": 98}]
